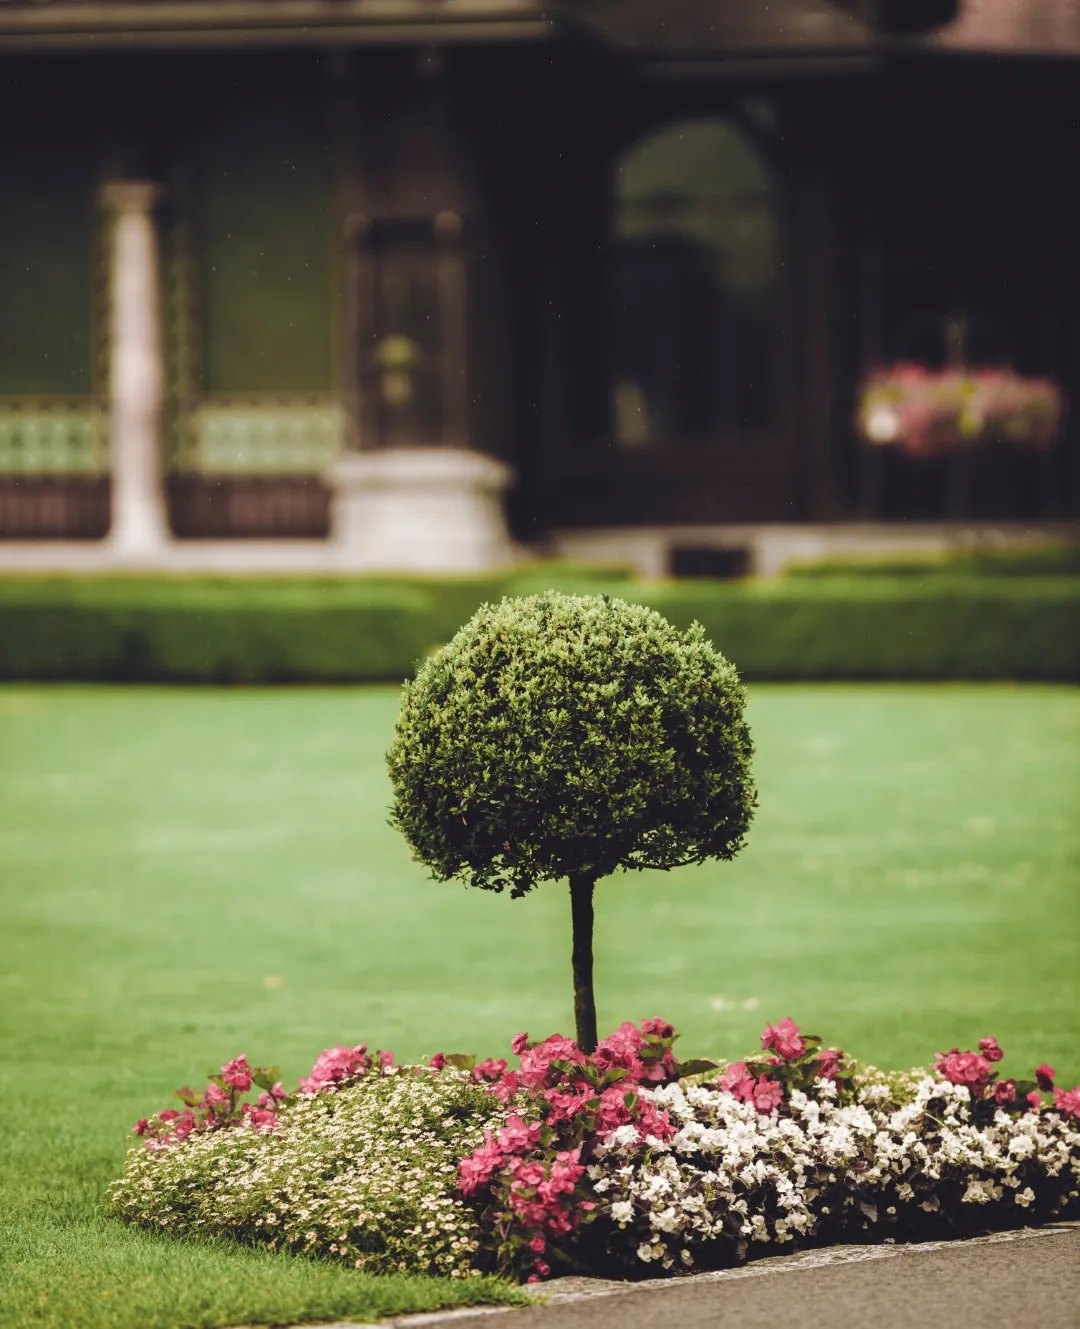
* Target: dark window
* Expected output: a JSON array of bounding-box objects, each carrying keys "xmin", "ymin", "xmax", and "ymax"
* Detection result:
[{"xmin": 609, "ymin": 120, "xmax": 777, "ymax": 448}]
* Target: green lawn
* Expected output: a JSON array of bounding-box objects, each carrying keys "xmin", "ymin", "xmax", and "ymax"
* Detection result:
[{"xmin": 1, "ymin": 683, "xmax": 1078, "ymax": 1329}]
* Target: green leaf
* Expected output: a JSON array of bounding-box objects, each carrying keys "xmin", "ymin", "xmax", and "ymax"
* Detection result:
[
  {"xmin": 442, "ymin": 1053, "xmax": 477, "ymax": 1072},
  {"xmin": 674, "ymin": 1059, "xmax": 720, "ymax": 1078}
]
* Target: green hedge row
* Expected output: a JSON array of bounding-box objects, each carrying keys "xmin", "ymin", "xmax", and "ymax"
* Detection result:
[
  {"xmin": 0, "ymin": 571, "xmax": 1076, "ymax": 682},
  {"xmin": 638, "ymin": 578, "xmax": 1080, "ymax": 681},
  {"xmin": 783, "ymin": 540, "xmax": 1080, "ymax": 579}
]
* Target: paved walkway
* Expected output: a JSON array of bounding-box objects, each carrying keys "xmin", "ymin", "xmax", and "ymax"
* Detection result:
[{"xmin": 323, "ymin": 1225, "xmax": 1080, "ymax": 1329}]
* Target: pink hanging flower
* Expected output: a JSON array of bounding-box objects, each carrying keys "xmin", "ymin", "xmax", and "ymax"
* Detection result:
[
  {"xmin": 429, "ymin": 1052, "xmax": 447, "ymax": 1071},
  {"xmin": 761, "ymin": 1018, "xmax": 805, "ymax": 1061},
  {"xmin": 511, "ymin": 1033, "xmax": 530, "ymax": 1056},
  {"xmin": 1027, "ymin": 1091, "xmax": 1042, "ymax": 1111}
]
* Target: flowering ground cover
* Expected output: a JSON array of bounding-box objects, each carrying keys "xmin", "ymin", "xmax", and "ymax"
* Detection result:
[
  {"xmin": 1, "ymin": 684, "xmax": 1078, "ymax": 1328},
  {"xmin": 110, "ymin": 1020, "xmax": 1078, "ymax": 1283}
]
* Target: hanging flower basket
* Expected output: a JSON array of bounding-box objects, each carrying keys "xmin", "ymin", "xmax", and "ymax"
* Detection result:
[{"xmin": 857, "ymin": 364, "xmax": 1064, "ymax": 459}]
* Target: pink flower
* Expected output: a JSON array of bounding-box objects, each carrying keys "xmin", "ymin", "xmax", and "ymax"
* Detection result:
[
  {"xmin": 993, "ymin": 1079, "xmax": 1017, "ymax": 1106},
  {"xmin": 379, "ymin": 1049, "xmax": 394, "ymax": 1072},
  {"xmin": 242, "ymin": 1104, "xmax": 277, "ymax": 1131},
  {"xmin": 816, "ymin": 1048, "xmax": 844, "ymax": 1080},
  {"xmin": 718, "ymin": 1061, "xmax": 756, "ymax": 1102},
  {"xmin": 752, "ymin": 1076, "xmax": 784, "ymax": 1114},
  {"xmin": 133, "ymin": 1119, "xmax": 149, "ymax": 1136},
  {"xmin": 544, "ymin": 1087, "xmax": 589, "ymax": 1123},
  {"xmin": 220, "ymin": 1056, "xmax": 253, "ymax": 1092},
  {"xmin": 592, "ymin": 1085, "xmax": 633, "ymax": 1132},
  {"xmin": 641, "ymin": 1017, "xmax": 675, "ymax": 1039},
  {"xmin": 511, "ymin": 1033, "xmax": 530, "ymax": 1056},
  {"xmin": 1027, "ymin": 1091, "xmax": 1042, "ymax": 1110},
  {"xmin": 472, "ymin": 1058, "xmax": 508, "ymax": 1083},
  {"xmin": 458, "ymin": 1135, "xmax": 504, "ymax": 1196},
  {"xmin": 533, "ymin": 1261, "xmax": 550, "ymax": 1278},
  {"xmin": 171, "ymin": 1110, "xmax": 196, "ymax": 1141},
  {"xmin": 203, "ymin": 1083, "xmax": 230, "ymax": 1111},
  {"xmin": 300, "ymin": 1043, "xmax": 370, "ymax": 1094},
  {"xmin": 256, "ymin": 1082, "xmax": 286, "ymax": 1109},
  {"xmin": 978, "ymin": 1037, "xmax": 1004, "ymax": 1063},
  {"xmin": 489, "ymin": 1070, "xmax": 521, "ymax": 1104},
  {"xmin": 497, "ymin": 1114, "xmax": 543, "ymax": 1154},
  {"xmin": 1052, "ymin": 1087, "xmax": 1080, "ymax": 1119},
  {"xmin": 508, "ymin": 1159, "xmax": 546, "ymax": 1191},
  {"xmin": 593, "ymin": 1023, "xmax": 645, "ymax": 1078},
  {"xmin": 633, "ymin": 1098, "xmax": 674, "ymax": 1142},
  {"xmin": 761, "ymin": 1018, "xmax": 805, "ymax": 1061},
  {"xmin": 1035, "ymin": 1064, "xmax": 1055, "ymax": 1092},
  {"xmin": 158, "ymin": 1109, "xmax": 180, "ymax": 1123},
  {"xmin": 934, "ymin": 1049, "xmax": 993, "ymax": 1090},
  {"xmin": 429, "ymin": 1053, "xmax": 447, "ymax": 1071}
]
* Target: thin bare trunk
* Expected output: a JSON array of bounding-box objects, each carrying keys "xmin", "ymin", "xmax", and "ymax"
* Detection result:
[{"xmin": 569, "ymin": 872, "xmax": 598, "ymax": 1053}]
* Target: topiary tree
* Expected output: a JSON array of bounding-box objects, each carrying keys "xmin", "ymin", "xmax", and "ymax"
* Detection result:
[{"xmin": 387, "ymin": 592, "xmax": 755, "ymax": 1052}]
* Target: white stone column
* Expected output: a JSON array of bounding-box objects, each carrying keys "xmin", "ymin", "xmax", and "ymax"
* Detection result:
[{"xmin": 102, "ymin": 181, "xmax": 171, "ymax": 558}]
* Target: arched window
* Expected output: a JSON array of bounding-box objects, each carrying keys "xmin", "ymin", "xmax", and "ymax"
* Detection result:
[{"xmin": 609, "ymin": 118, "xmax": 778, "ymax": 448}]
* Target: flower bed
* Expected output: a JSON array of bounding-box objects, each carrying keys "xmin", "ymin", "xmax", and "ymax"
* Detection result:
[
  {"xmin": 857, "ymin": 364, "xmax": 1063, "ymax": 457},
  {"xmin": 110, "ymin": 1021, "xmax": 1080, "ymax": 1284}
]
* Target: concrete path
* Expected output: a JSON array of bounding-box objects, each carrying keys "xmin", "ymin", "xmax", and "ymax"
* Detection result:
[{"xmin": 322, "ymin": 1224, "xmax": 1080, "ymax": 1329}]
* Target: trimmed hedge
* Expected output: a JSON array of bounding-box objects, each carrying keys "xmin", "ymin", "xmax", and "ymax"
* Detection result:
[
  {"xmin": 638, "ymin": 578, "xmax": 1080, "ymax": 681},
  {"xmin": 783, "ymin": 540, "xmax": 1080, "ymax": 579},
  {"xmin": 0, "ymin": 571, "xmax": 1077, "ymax": 682}
]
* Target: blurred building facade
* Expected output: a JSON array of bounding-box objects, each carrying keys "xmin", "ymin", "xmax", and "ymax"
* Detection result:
[{"xmin": 0, "ymin": 0, "xmax": 1078, "ymax": 572}]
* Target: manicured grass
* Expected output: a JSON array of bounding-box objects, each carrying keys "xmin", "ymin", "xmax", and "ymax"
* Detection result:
[{"xmin": 1, "ymin": 684, "xmax": 1078, "ymax": 1328}]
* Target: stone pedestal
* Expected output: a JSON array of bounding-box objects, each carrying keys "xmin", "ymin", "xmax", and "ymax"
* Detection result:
[
  {"xmin": 102, "ymin": 181, "xmax": 171, "ymax": 558},
  {"xmin": 332, "ymin": 447, "xmax": 516, "ymax": 572}
]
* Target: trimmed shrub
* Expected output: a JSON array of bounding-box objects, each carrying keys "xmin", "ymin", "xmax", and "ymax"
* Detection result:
[{"xmin": 387, "ymin": 593, "xmax": 755, "ymax": 1050}]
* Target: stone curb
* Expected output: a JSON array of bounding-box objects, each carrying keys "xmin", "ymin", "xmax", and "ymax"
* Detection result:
[{"xmin": 251, "ymin": 1221, "xmax": 1080, "ymax": 1329}]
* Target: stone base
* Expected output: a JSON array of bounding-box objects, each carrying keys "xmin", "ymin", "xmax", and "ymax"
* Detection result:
[{"xmin": 332, "ymin": 447, "xmax": 516, "ymax": 572}]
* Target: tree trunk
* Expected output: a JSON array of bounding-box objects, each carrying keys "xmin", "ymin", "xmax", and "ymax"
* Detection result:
[{"xmin": 569, "ymin": 872, "xmax": 598, "ymax": 1053}]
